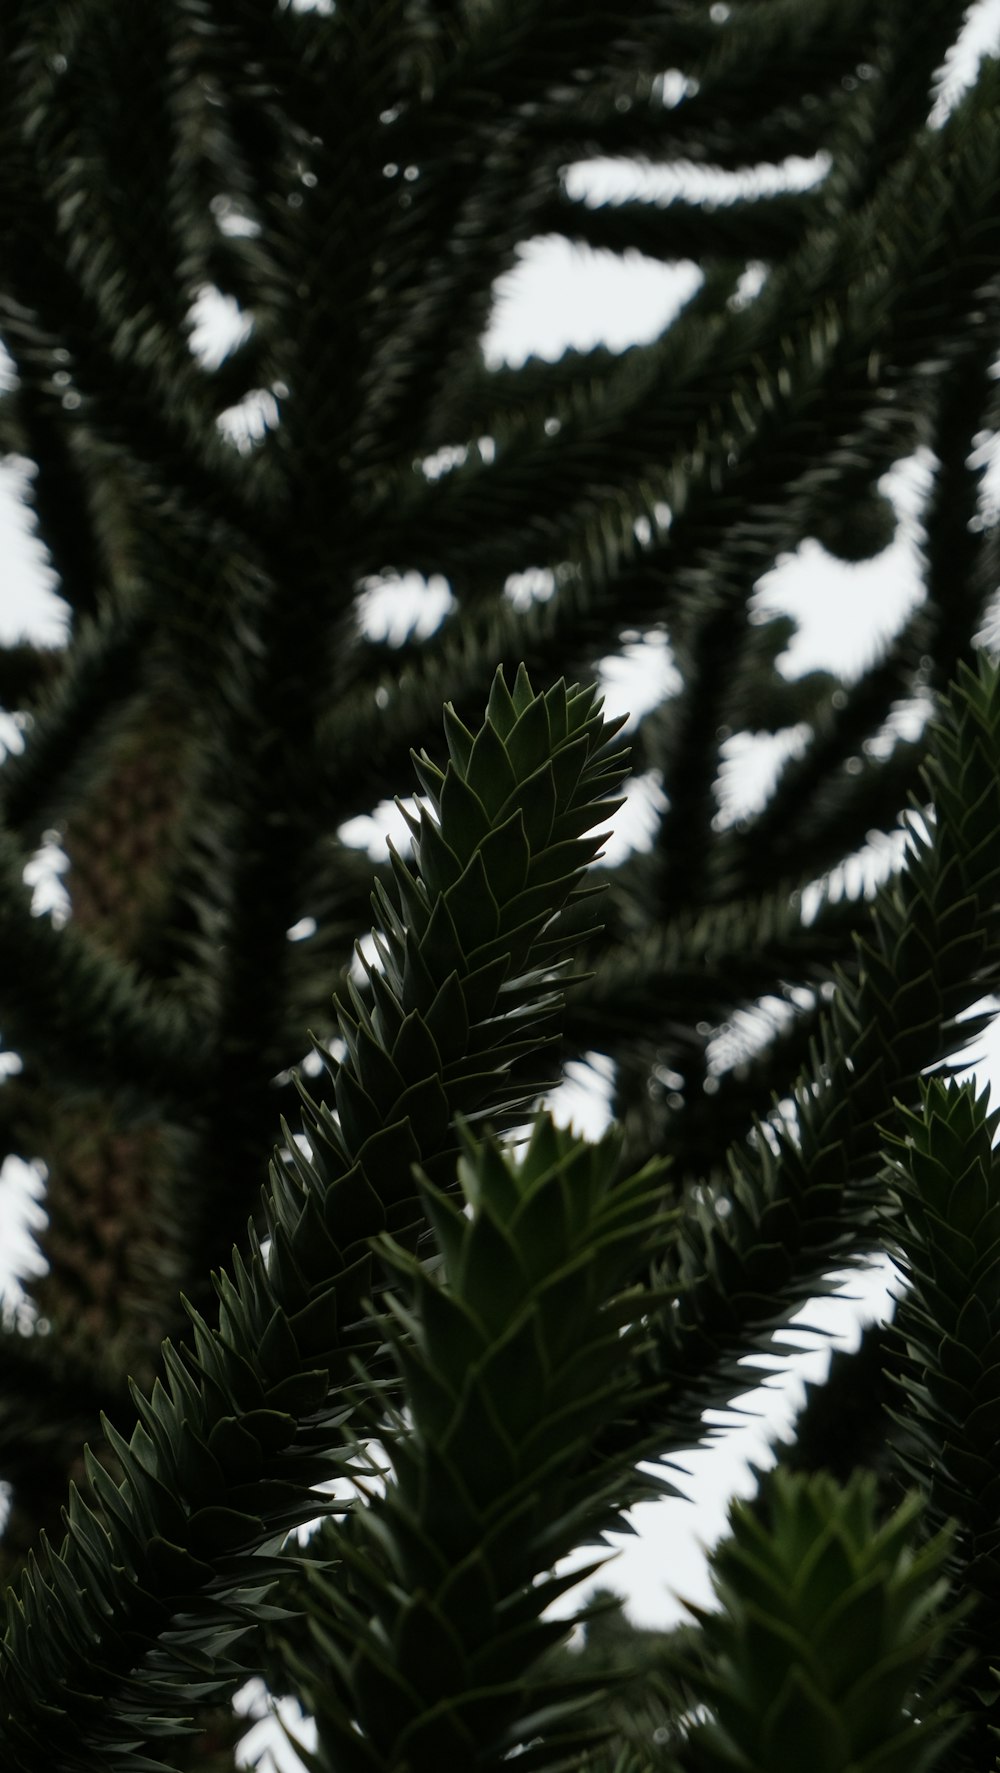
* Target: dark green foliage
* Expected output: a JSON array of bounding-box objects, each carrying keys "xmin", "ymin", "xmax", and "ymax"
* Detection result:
[
  {"xmin": 777, "ymin": 1321, "xmax": 906, "ymax": 1494},
  {"xmin": 1, "ymin": 4, "xmax": 1000, "ymax": 1770},
  {"xmin": 678, "ymin": 1470, "xmax": 963, "ymax": 1773},
  {"xmin": 632, "ymin": 658, "xmax": 1000, "ymax": 1458},
  {"xmin": 553, "ymin": 1591, "xmax": 695, "ymax": 1772},
  {"xmin": 0, "ymin": 667, "xmax": 629, "ymax": 1768},
  {"xmin": 285, "ymin": 1118, "xmax": 671, "ymax": 1771},
  {"xmin": 883, "ymin": 1080, "xmax": 1000, "ymax": 1767}
]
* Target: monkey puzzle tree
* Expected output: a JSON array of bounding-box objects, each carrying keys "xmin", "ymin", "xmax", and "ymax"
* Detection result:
[{"xmin": 1, "ymin": 2, "xmax": 1000, "ymax": 1768}]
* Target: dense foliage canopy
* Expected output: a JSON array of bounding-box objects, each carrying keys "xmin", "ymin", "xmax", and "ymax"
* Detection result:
[{"xmin": 1, "ymin": 3, "xmax": 1000, "ymax": 1768}]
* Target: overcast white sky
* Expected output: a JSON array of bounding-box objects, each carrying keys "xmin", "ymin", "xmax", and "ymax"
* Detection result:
[{"xmin": 1, "ymin": 6, "xmax": 1000, "ymax": 1763}]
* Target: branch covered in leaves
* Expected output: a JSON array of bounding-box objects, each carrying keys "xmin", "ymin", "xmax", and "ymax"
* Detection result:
[
  {"xmin": 676, "ymin": 1470, "xmax": 964, "ymax": 1773},
  {"xmin": 0, "ymin": 666, "xmax": 627, "ymax": 1771},
  {"xmin": 882, "ymin": 1078, "xmax": 1000, "ymax": 1769},
  {"xmin": 283, "ymin": 1116, "xmax": 671, "ymax": 1773},
  {"xmin": 638, "ymin": 654, "xmax": 1000, "ymax": 1449}
]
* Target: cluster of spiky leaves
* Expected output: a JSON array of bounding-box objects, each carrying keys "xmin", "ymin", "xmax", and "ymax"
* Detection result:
[
  {"xmin": 282, "ymin": 1117, "xmax": 670, "ymax": 1772},
  {"xmin": 677, "ymin": 1470, "xmax": 962, "ymax": 1773},
  {"xmin": 0, "ymin": 666, "xmax": 628, "ymax": 1770},
  {"xmin": 5, "ymin": 658, "xmax": 1000, "ymax": 1767},
  {"xmin": 882, "ymin": 1079, "xmax": 1000, "ymax": 1768},
  {"xmin": 295, "ymin": 663, "xmax": 628, "ymax": 1224}
]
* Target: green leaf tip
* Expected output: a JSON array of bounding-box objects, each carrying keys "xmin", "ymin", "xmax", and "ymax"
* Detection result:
[
  {"xmin": 681, "ymin": 1468, "xmax": 965, "ymax": 1773},
  {"xmin": 285, "ymin": 1109, "xmax": 673, "ymax": 1770}
]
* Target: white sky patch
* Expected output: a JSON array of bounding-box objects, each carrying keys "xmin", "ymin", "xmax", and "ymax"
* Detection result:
[
  {"xmin": 752, "ymin": 453, "xmax": 930, "ymax": 681},
  {"xmin": 541, "ymin": 1051, "xmax": 615, "ymax": 1139},
  {"xmin": 864, "ymin": 688, "xmax": 934, "ymax": 759},
  {"xmin": 730, "ymin": 262, "xmax": 768, "ymax": 308},
  {"xmin": 599, "ymin": 1257, "xmax": 899, "ymax": 1627},
  {"xmin": 187, "ymin": 286, "xmax": 287, "ymax": 456},
  {"xmin": 234, "ymin": 1681, "xmax": 314, "ymax": 1773},
  {"xmin": 211, "ymin": 194, "xmax": 260, "ymax": 239},
  {"xmin": 562, "ymin": 151, "xmax": 831, "ymax": 208},
  {"xmin": 0, "ymin": 460, "xmax": 65, "ymax": 646},
  {"xmin": 22, "ymin": 836, "xmax": 71, "ymax": 925},
  {"xmin": 356, "ymin": 571, "xmax": 455, "ymax": 644},
  {"xmin": 218, "ymin": 388, "xmax": 280, "ymax": 452},
  {"xmin": 420, "ymin": 441, "xmax": 469, "ymax": 481},
  {"xmin": 599, "ymin": 770, "xmax": 665, "ymax": 864},
  {"xmin": 930, "ymin": 0, "xmax": 1000, "ymax": 125},
  {"xmin": 714, "ymin": 724, "xmax": 811, "ymax": 828},
  {"xmin": 0, "ymin": 1157, "xmax": 47, "ymax": 1308},
  {"xmin": 799, "ymin": 824, "xmax": 911, "ymax": 924},
  {"xmin": 971, "ymin": 423, "xmax": 1000, "ymax": 529},
  {"xmin": 706, "ymin": 992, "xmax": 804, "ymax": 1078},
  {"xmin": 338, "ymin": 796, "xmax": 417, "ymax": 862},
  {"xmin": 0, "ymin": 710, "xmax": 25, "ymax": 761},
  {"xmin": 485, "ymin": 247, "xmax": 701, "ymax": 367},
  {"xmin": 503, "ymin": 566, "xmax": 555, "ymax": 609},
  {"xmin": 598, "ymin": 630, "xmax": 681, "ymax": 730},
  {"xmin": 187, "ymin": 284, "xmax": 251, "ymax": 369}
]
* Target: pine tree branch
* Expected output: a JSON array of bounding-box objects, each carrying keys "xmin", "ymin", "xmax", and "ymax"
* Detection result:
[
  {"xmin": 537, "ymin": 186, "xmax": 817, "ymax": 267},
  {"xmin": 549, "ymin": 0, "xmax": 875, "ymax": 171},
  {"xmin": 0, "ymin": 668, "xmax": 627, "ymax": 1770},
  {"xmin": 0, "ymin": 597, "xmax": 151, "ymax": 843},
  {"xmin": 882, "ymin": 1078, "xmax": 1000, "ymax": 1766},
  {"xmin": 314, "ymin": 73, "xmax": 1000, "ymax": 818},
  {"xmin": 825, "ymin": 0, "xmax": 975, "ymax": 211},
  {"xmin": 316, "ymin": 0, "xmax": 873, "ymax": 477},
  {"xmin": 284, "ymin": 1116, "xmax": 672, "ymax": 1773},
  {"xmin": 569, "ymin": 882, "xmax": 864, "ymax": 1058},
  {"xmin": 10, "ymin": 5, "xmax": 273, "ymax": 513},
  {"xmin": 424, "ymin": 59, "xmax": 995, "ymax": 588},
  {"xmin": 720, "ymin": 331, "xmax": 1000, "ymax": 900},
  {"xmin": 619, "ymin": 990, "xmax": 831, "ymax": 1191},
  {"xmin": 0, "ymin": 827, "xmax": 206, "ymax": 1100},
  {"xmin": 628, "ymin": 654, "xmax": 1000, "ymax": 1455},
  {"xmin": 677, "ymin": 1470, "xmax": 963, "ymax": 1771}
]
